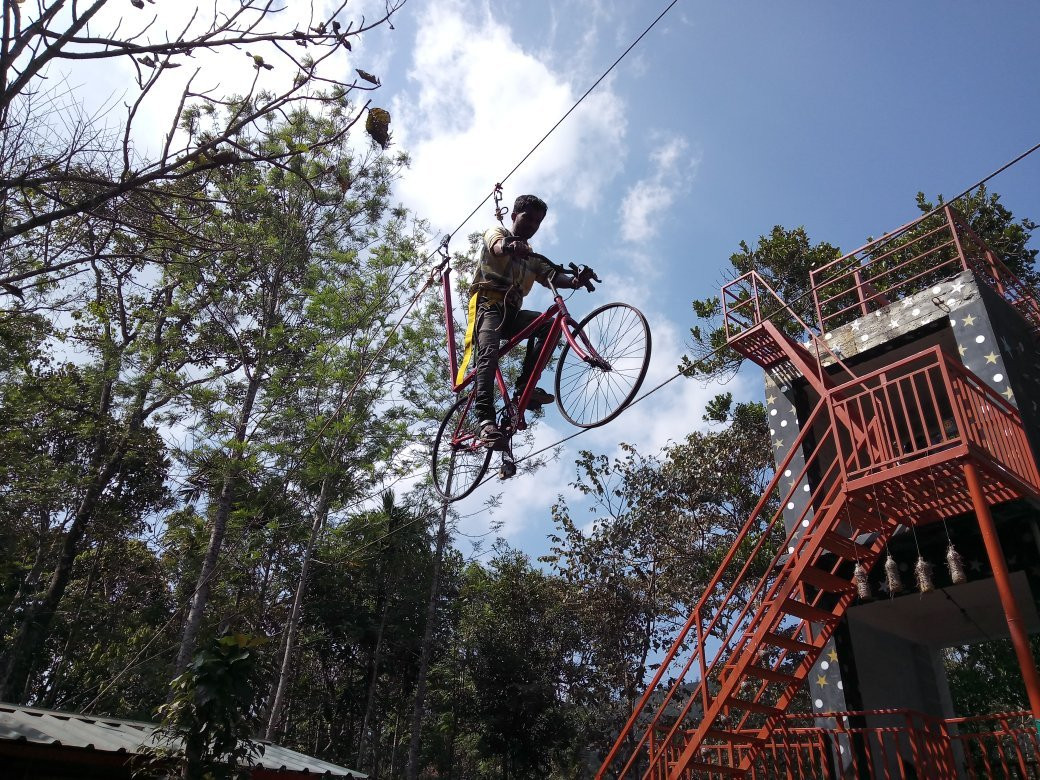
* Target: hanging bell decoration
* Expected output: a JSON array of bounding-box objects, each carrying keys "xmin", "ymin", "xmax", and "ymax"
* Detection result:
[
  {"xmin": 853, "ymin": 562, "xmax": 872, "ymax": 599},
  {"xmin": 946, "ymin": 544, "xmax": 967, "ymax": 585},
  {"xmin": 915, "ymin": 556, "xmax": 935, "ymax": 593},
  {"xmin": 885, "ymin": 553, "xmax": 904, "ymax": 595}
]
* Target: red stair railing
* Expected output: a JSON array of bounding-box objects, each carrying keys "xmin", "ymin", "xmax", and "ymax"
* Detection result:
[
  {"xmin": 597, "ymin": 395, "xmax": 888, "ymax": 778},
  {"xmin": 829, "ymin": 346, "xmax": 1040, "ymax": 497},
  {"xmin": 695, "ymin": 709, "xmax": 1040, "ymax": 779}
]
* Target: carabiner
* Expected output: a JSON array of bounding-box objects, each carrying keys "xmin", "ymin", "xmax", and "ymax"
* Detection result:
[{"xmin": 493, "ymin": 183, "xmax": 508, "ymax": 225}]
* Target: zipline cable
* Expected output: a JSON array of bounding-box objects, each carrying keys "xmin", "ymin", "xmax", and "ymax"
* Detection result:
[{"xmin": 444, "ymin": 0, "xmax": 682, "ymax": 242}]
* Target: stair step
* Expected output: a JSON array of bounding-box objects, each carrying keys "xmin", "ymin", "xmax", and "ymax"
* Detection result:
[
  {"xmin": 781, "ymin": 598, "xmax": 839, "ymax": 625},
  {"xmin": 763, "ymin": 631, "xmax": 815, "ymax": 654},
  {"xmin": 744, "ymin": 664, "xmax": 799, "ymax": 685},
  {"xmin": 819, "ymin": 531, "xmax": 873, "ymax": 560},
  {"xmin": 705, "ymin": 728, "xmax": 767, "ymax": 747},
  {"xmin": 726, "ymin": 697, "xmax": 783, "ymax": 717},
  {"xmin": 799, "ymin": 564, "xmax": 854, "ymax": 593}
]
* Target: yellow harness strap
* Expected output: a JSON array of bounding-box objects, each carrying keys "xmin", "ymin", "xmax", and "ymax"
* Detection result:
[{"xmin": 455, "ymin": 292, "xmax": 481, "ymax": 387}]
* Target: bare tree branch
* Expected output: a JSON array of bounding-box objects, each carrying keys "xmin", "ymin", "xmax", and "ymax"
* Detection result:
[{"xmin": 0, "ymin": 0, "xmax": 406, "ymax": 289}]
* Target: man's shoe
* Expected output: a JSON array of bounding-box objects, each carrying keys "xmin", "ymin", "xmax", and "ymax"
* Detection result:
[
  {"xmin": 478, "ymin": 421, "xmax": 503, "ymax": 447},
  {"xmin": 527, "ymin": 386, "xmax": 555, "ymax": 408}
]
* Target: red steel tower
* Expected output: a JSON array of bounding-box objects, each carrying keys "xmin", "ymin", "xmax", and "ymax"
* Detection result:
[{"xmin": 598, "ymin": 206, "xmax": 1040, "ymax": 779}]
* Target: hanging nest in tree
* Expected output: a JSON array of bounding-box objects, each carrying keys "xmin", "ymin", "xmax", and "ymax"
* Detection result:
[
  {"xmin": 853, "ymin": 562, "xmax": 872, "ymax": 600},
  {"xmin": 946, "ymin": 544, "xmax": 967, "ymax": 585},
  {"xmin": 884, "ymin": 553, "xmax": 904, "ymax": 595},
  {"xmin": 915, "ymin": 556, "xmax": 935, "ymax": 593},
  {"xmin": 366, "ymin": 107, "xmax": 392, "ymax": 149}
]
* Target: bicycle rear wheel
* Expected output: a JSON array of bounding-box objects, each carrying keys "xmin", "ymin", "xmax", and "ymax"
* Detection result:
[
  {"xmin": 432, "ymin": 392, "xmax": 493, "ymax": 502},
  {"xmin": 555, "ymin": 302, "xmax": 651, "ymax": 428}
]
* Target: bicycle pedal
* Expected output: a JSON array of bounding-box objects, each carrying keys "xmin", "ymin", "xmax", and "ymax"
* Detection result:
[{"xmin": 499, "ymin": 459, "xmax": 517, "ymax": 479}]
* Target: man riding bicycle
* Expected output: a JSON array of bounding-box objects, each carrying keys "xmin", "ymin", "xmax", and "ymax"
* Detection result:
[{"xmin": 467, "ymin": 194, "xmax": 591, "ymax": 446}]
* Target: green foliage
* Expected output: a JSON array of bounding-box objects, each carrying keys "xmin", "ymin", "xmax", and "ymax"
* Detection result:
[
  {"xmin": 138, "ymin": 635, "xmax": 270, "ymax": 780},
  {"xmin": 544, "ymin": 398, "xmax": 774, "ymax": 760},
  {"xmin": 943, "ymin": 635, "xmax": 1040, "ymax": 715}
]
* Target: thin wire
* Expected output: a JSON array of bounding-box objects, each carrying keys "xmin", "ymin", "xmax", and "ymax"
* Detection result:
[{"xmin": 443, "ymin": 0, "xmax": 682, "ymax": 242}]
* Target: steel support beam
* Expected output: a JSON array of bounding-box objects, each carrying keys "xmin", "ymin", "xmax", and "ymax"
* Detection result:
[{"xmin": 963, "ymin": 460, "xmax": 1040, "ymax": 730}]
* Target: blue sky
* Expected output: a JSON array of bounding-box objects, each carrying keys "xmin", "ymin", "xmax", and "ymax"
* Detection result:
[
  {"xmin": 362, "ymin": 1, "xmax": 1040, "ymax": 554},
  {"xmin": 66, "ymin": 1, "xmax": 1040, "ymax": 557}
]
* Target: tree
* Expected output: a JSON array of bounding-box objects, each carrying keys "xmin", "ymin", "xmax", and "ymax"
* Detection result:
[
  {"xmin": 545, "ymin": 398, "xmax": 775, "ymax": 762},
  {"xmin": 0, "ymin": 0, "xmax": 404, "ymax": 294},
  {"xmin": 681, "ymin": 226, "xmax": 841, "ymax": 381},
  {"xmin": 0, "ymin": 238, "xmax": 217, "ymax": 702},
  {"xmin": 138, "ymin": 634, "xmax": 270, "ymax": 780},
  {"xmin": 914, "ymin": 186, "xmax": 1039, "ymax": 287},
  {"xmin": 413, "ymin": 547, "xmax": 587, "ymax": 779},
  {"xmin": 170, "ymin": 105, "xmax": 422, "ymax": 672},
  {"xmin": 944, "ymin": 635, "xmax": 1040, "ymax": 716}
]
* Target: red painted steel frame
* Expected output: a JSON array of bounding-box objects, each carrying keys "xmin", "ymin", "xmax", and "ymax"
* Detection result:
[
  {"xmin": 600, "ymin": 320, "xmax": 1040, "ymax": 778},
  {"xmin": 599, "ymin": 205, "xmax": 1040, "ymax": 778},
  {"xmin": 439, "ymin": 265, "xmax": 599, "ymax": 424}
]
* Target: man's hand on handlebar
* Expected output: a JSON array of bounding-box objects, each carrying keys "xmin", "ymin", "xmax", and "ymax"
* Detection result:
[{"xmin": 554, "ymin": 263, "xmax": 600, "ymax": 292}]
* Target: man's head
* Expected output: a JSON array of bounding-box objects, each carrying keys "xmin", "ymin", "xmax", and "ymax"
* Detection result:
[{"xmin": 510, "ymin": 194, "xmax": 547, "ymax": 240}]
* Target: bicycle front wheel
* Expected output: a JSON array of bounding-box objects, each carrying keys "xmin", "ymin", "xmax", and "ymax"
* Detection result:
[
  {"xmin": 555, "ymin": 302, "xmax": 651, "ymax": 428},
  {"xmin": 431, "ymin": 392, "xmax": 493, "ymax": 502}
]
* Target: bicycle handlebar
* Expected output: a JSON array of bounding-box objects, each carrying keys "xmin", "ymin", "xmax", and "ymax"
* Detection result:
[{"xmin": 567, "ymin": 261, "xmax": 601, "ymax": 292}]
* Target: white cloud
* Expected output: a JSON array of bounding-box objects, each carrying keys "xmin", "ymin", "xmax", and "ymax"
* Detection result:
[
  {"xmin": 391, "ymin": 0, "xmax": 628, "ymax": 238},
  {"xmin": 620, "ymin": 135, "xmax": 698, "ymax": 244}
]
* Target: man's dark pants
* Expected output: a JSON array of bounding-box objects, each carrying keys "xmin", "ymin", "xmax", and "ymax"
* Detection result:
[{"xmin": 473, "ymin": 300, "xmax": 552, "ymax": 426}]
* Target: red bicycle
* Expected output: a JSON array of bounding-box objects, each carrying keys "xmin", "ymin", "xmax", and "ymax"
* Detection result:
[{"xmin": 431, "ymin": 253, "xmax": 652, "ymax": 502}]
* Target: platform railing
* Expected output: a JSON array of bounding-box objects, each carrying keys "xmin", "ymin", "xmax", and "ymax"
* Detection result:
[
  {"xmin": 682, "ymin": 709, "xmax": 1040, "ymax": 780},
  {"xmin": 827, "ymin": 346, "xmax": 1040, "ymax": 495},
  {"xmin": 810, "ymin": 206, "xmax": 1039, "ymax": 333}
]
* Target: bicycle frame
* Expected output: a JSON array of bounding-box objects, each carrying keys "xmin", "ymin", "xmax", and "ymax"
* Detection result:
[{"xmin": 440, "ymin": 265, "xmax": 605, "ymax": 432}]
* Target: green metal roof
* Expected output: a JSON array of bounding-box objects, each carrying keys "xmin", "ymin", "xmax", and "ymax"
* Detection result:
[{"xmin": 0, "ymin": 702, "xmax": 366, "ymax": 778}]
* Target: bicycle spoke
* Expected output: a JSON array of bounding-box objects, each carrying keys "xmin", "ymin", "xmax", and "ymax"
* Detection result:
[
  {"xmin": 555, "ymin": 303, "xmax": 651, "ymax": 428},
  {"xmin": 432, "ymin": 392, "xmax": 492, "ymax": 501}
]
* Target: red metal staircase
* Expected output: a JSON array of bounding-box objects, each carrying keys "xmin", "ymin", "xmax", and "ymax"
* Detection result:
[{"xmin": 596, "ymin": 271, "xmax": 1040, "ymax": 779}]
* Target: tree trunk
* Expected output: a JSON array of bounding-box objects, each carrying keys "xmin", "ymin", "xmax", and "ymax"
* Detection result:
[
  {"xmin": 0, "ymin": 452, "xmax": 122, "ymax": 701},
  {"xmin": 0, "ymin": 511, "xmax": 50, "ymax": 637},
  {"xmin": 405, "ymin": 501, "xmax": 449, "ymax": 780},
  {"xmin": 174, "ymin": 368, "xmax": 263, "ymax": 674},
  {"xmin": 264, "ymin": 478, "xmax": 332, "ymax": 739},
  {"xmin": 357, "ymin": 589, "xmax": 391, "ymax": 770},
  {"xmin": 40, "ymin": 538, "xmax": 106, "ymax": 708}
]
